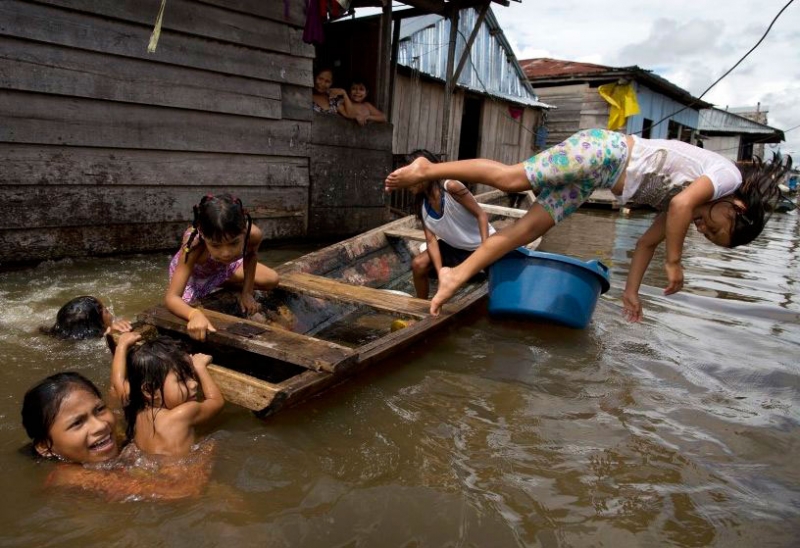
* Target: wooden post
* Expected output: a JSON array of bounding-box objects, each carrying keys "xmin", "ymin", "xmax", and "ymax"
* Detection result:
[
  {"xmin": 440, "ymin": 6, "xmax": 459, "ymax": 159},
  {"xmin": 452, "ymin": 2, "xmax": 489, "ymax": 85},
  {"xmin": 387, "ymin": 17, "xmax": 401, "ymax": 122},
  {"xmin": 376, "ymin": 0, "xmax": 393, "ymax": 112}
]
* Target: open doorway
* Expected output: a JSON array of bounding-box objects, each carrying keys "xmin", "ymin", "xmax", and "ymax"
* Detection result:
[{"xmin": 458, "ymin": 95, "xmax": 482, "ymax": 160}]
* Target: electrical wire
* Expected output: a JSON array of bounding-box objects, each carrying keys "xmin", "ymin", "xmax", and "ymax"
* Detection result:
[{"xmin": 631, "ymin": 0, "xmax": 796, "ymax": 135}]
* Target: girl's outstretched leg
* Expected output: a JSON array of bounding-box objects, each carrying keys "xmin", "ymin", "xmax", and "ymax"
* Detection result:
[
  {"xmin": 430, "ymin": 204, "xmax": 555, "ymax": 315},
  {"xmin": 386, "ymin": 159, "xmax": 529, "ymax": 192},
  {"xmin": 386, "ymin": 157, "xmax": 432, "ymax": 189}
]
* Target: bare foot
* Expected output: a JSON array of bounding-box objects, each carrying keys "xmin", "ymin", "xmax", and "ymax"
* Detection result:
[
  {"xmin": 385, "ymin": 157, "xmax": 431, "ymax": 191},
  {"xmin": 430, "ymin": 267, "xmax": 461, "ymax": 316}
]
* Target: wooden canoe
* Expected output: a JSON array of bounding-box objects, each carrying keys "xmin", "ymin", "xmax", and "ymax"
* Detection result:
[{"xmin": 135, "ymin": 190, "xmax": 538, "ymax": 417}]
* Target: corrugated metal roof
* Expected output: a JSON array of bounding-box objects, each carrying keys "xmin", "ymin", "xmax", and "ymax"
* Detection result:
[
  {"xmin": 397, "ymin": 8, "xmax": 550, "ymax": 109},
  {"xmin": 698, "ymin": 108, "xmax": 784, "ymax": 141},
  {"xmin": 519, "ymin": 58, "xmax": 609, "ymax": 78}
]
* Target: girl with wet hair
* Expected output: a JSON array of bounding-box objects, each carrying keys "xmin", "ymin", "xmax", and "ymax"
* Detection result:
[
  {"xmin": 22, "ymin": 372, "xmax": 119, "ymax": 463},
  {"xmin": 386, "ymin": 129, "xmax": 793, "ymax": 320},
  {"xmin": 166, "ymin": 193, "xmax": 279, "ymax": 341},
  {"xmin": 21, "ymin": 371, "xmax": 217, "ymax": 500},
  {"xmin": 44, "ymin": 296, "xmax": 131, "ymax": 340},
  {"xmin": 404, "ymin": 149, "xmax": 495, "ymax": 299},
  {"xmin": 111, "ymin": 334, "xmax": 224, "ymax": 458}
]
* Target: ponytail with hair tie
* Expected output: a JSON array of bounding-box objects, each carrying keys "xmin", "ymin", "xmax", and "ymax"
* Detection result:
[
  {"xmin": 183, "ymin": 203, "xmax": 202, "ymax": 263},
  {"xmin": 232, "ymin": 195, "xmax": 253, "ymax": 258}
]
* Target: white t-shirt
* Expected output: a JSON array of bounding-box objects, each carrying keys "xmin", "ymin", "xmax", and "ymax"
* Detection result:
[
  {"xmin": 421, "ymin": 181, "xmax": 495, "ymax": 250},
  {"xmin": 621, "ymin": 136, "xmax": 742, "ymax": 210}
]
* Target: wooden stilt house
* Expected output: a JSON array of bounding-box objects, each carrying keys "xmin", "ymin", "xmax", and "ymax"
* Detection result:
[{"xmin": 0, "ymin": 0, "xmax": 531, "ymax": 266}]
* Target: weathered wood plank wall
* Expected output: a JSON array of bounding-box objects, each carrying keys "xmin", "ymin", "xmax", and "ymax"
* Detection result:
[
  {"xmin": 308, "ymin": 115, "xmax": 392, "ymax": 237},
  {"xmin": 0, "ymin": 0, "xmax": 314, "ymax": 265},
  {"xmin": 391, "ymin": 74, "xmax": 464, "ymax": 160},
  {"xmin": 531, "ymin": 83, "xmax": 593, "ymax": 147},
  {"xmin": 579, "ymin": 86, "xmax": 611, "ymax": 132},
  {"xmin": 479, "ymin": 100, "xmax": 540, "ymax": 165},
  {"xmin": 704, "ymin": 136, "xmax": 741, "ymax": 162},
  {"xmin": 392, "ymin": 73, "xmax": 541, "ymax": 164}
]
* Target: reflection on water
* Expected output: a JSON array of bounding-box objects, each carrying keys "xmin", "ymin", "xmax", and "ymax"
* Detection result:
[{"xmin": 1, "ymin": 214, "xmax": 799, "ymax": 547}]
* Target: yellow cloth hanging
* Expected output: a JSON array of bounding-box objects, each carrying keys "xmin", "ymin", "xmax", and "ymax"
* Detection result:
[{"xmin": 598, "ymin": 82, "xmax": 640, "ymax": 131}]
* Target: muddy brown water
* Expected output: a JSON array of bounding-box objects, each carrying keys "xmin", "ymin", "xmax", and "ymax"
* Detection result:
[{"xmin": 0, "ymin": 210, "xmax": 798, "ymax": 547}]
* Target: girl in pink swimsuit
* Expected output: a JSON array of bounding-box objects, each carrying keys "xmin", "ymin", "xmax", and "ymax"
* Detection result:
[{"xmin": 166, "ymin": 194, "xmax": 279, "ymax": 341}]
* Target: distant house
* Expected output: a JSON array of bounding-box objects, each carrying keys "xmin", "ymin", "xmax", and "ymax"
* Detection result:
[
  {"xmin": 697, "ymin": 106, "xmax": 784, "ymax": 161},
  {"xmin": 519, "ymin": 58, "xmax": 711, "ymax": 147}
]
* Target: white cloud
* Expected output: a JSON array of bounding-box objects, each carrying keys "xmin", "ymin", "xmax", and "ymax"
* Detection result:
[{"xmin": 493, "ymin": 0, "xmax": 800, "ymax": 156}]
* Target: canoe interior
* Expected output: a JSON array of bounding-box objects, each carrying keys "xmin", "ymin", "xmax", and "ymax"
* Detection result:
[{"xmin": 137, "ymin": 190, "xmax": 536, "ymax": 416}]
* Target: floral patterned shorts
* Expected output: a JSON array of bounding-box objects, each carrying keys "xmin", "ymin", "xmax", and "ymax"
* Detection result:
[{"xmin": 523, "ymin": 129, "xmax": 628, "ymax": 223}]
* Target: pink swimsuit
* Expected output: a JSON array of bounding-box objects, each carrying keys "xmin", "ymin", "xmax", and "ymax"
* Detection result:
[{"xmin": 168, "ymin": 229, "xmax": 243, "ymax": 303}]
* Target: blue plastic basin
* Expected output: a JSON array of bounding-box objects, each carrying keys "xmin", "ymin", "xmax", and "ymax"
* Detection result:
[{"xmin": 488, "ymin": 247, "xmax": 611, "ymax": 328}]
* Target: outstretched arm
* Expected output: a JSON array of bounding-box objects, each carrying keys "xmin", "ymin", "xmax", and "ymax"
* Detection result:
[
  {"xmin": 238, "ymin": 224, "xmax": 263, "ymax": 315},
  {"xmin": 364, "ymin": 102, "xmax": 386, "ymax": 124},
  {"xmin": 663, "ymin": 176, "xmax": 715, "ymax": 295},
  {"xmin": 165, "ymin": 246, "xmax": 216, "ymax": 341},
  {"xmin": 622, "ymin": 213, "xmax": 667, "ymax": 322},
  {"xmin": 110, "ymin": 332, "xmax": 141, "ymax": 405}
]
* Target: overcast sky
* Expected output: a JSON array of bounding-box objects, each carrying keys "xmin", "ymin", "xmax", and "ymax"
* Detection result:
[{"xmin": 492, "ymin": 0, "xmax": 800, "ymax": 156}]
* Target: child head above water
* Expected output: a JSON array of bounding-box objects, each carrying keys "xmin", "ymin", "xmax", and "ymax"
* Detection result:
[
  {"xmin": 185, "ymin": 193, "xmax": 253, "ymax": 265},
  {"xmin": 21, "ymin": 372, "xmax": 119, "ymax": 463},
  {"xmin": 46, "ymin": 296, "xmax": 112, "ymax": 340},
  {"xmin": 124, "ymin": 336, "xmax": 198, "ymax": 441}
]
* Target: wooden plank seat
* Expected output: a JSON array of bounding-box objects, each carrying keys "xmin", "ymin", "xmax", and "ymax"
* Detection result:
[
  {"xmin": 279, "ymin": 272, "xmax": 431, "ymax": 317},
  {"xmin": 138, "ymin": 306, "xmax": 356, "ymax": 373},
  {"xmin": 384, "ymin": 227, "xmax": 426, "ymax": 242},
  {"xmin": 479, "ymin": 203, "xmax": 529, "ymax": 218}
]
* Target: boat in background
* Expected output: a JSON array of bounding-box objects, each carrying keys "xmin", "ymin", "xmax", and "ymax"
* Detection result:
[{"xmin": 134, "ymin": 190, "xmax": 538, "ymax": 418}]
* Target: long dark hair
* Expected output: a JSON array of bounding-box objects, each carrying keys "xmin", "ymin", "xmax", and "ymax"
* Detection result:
[
  {"xmin": 123, "ymin": 336, "xmax": 197, "ymax": 442},
  {"xmin": 45, "ymin": 296, "xmax": 106, "ymax": 340},
  {"xmin": 183, "ymin": 193, "xmax": 252, "ymax": 263},
  {"xmin": 21, "ymin": 372, "xmax": 104, "ymax": 455},
  {"xmin": 730, "ymin": 153, "xmax": 793, "ymax": 247}
]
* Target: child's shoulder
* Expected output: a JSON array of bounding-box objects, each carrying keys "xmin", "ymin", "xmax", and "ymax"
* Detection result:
[{"xmin": 443, "ymin": 179, "xmax": 468, "ymax": 193}]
